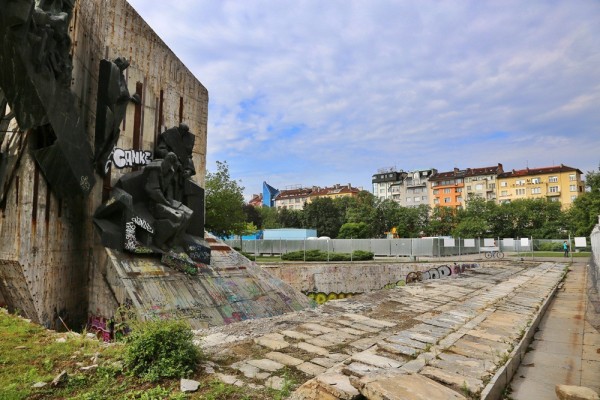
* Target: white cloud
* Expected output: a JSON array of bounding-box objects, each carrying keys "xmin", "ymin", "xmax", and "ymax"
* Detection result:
[{"xmin": 128, "ymin": 0, "xmax": 600, "ymax": 196}]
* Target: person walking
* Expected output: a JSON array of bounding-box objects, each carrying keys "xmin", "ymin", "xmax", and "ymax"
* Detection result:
[{"xmin": 563, "ymin": 240, "xmax": 569, "ymax": 257}]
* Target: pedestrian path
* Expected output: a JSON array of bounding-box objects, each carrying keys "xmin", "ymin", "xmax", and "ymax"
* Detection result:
[
  {"xmin": 197, "ymin": 261, "xmax": 568, "ymax": 399},
  {"xmin": 509, "ymin": 263, "xmax": 600, "ymax": 399}
]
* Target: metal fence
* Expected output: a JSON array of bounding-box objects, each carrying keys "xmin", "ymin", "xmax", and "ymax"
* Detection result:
[
  {"xmin": 589, "ymin": 218, "xmax": 600, "ymax": 330},
  {"xmin": 224, "ymin": 237, "xmax": 590, "ymax": 258}
]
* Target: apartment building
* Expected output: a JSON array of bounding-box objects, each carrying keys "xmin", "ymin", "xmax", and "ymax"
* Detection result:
[
  {"xmin": 389, "ymin": 169, "xmax": 437, "ymax": 207},
  {"xmin": 273, "ymin": 187, "xmax": 313, "ymax": 210},
  {"xmin": 372, "ymin": 169, "xmax": 406, "ymax": 201},
  {"xmin": 428, "ymin": 168, "xmax": 466, "ymax": 209},
  {"xmin": 308, "ymin": 184, "xmax": 361, "ymax": 202},
  {"xmin": 463, "ymin": 164, "xmax": 503, "ymax": 204},
  {"xmin": 496, "ymin": 164, "xmax": 584, "ymax": 209}
]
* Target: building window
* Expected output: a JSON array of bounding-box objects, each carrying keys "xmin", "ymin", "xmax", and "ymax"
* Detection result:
[
  {"xmin": 466, "ymin": 185, "xmax": 471, "ymax": 190},
  {"xmin": 516, "ymin": 188, "xmax": 525, "ymax": 195},
  {"xmin": 433, "ymin": 189, "xmax": 439, "ymax": 195},
  {"xmin": 489, "ymin": 183, "xmax": 495, "ymax": 190},
  {"xmin": 531, "ymin": 178, "xmax": 540, "ymax": 184},
  {"xmin": 501, "ymin": 181, "xmax": 507, "ymax": 187},
  {"xmin": 531, "ymin": 187, "xmax": 541, "ymax": 194},
  {"xmin": 444, "ymin": 188, "xmax": 451, "ymax": 194},
  {"xmin": 550, "ymin": 197, "xmax": 560, "ymax": 202},
  {"xmin": 571, "ymin": 195, "xmax": 577, "ymax": 201},
  {"xmin": 456, "ymin": 188, "xmax": 463, "ymax": 193},
  {"xmin": 569, "ymin": 174, "xmax": 576, "ymax": 181},
  {"xmin": 501, "ymin": 190, "xmax": 508, "ymax": 196},
  {"xmin": 516, "ymin": 179, "xmax": 525, "ymax": 185},
  {"xmin": 457, "ymin": 196, "xmax": 463, "ymax": 202},
  {"xmin": 570, "ymin": 185, "xmax": 577, "ymax": 192},
  {"xmin": 422, "ymin": 196, "xmax": 427, "ymax": 201},
  {"xmin": 406, "ymin": 197, "xmax": 412, "ymax": 202},
  {"xmin": 434, "ymin": 198, "xmax": 439, "ymax": 204},
  {"xmin": 444, "ymin": 197, "xmax": 451, "ymax": 203},
  {"xmin": 549, "ymin": 186, "xmax": 559, "ymax": 193},
  {"xmin": 475, "ymin": 184, "xmax": 483, "ymax": 191},
  {"xmin": 549, "ymin": 176, "xmax": 558, "ymax": 183}
]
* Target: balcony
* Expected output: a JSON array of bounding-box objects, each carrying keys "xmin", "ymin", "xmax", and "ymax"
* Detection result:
[{"xmin": 546, "ymin": 191, "xmax": 561, "ymax": 197}]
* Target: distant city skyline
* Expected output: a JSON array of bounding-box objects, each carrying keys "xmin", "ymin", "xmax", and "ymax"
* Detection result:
[{"xmin": 127, "ymin": 0, "xmax": 600, "ymax": 199}]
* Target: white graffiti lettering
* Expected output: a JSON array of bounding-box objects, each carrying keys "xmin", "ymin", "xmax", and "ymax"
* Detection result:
[
  {"xmin": 112, "ymin": 148, "xmax": 152, "ymax": 169},
  {"xmin": 132, "ymin": 216, "xmax": 154, "ymax": 234},
  {"xmin": 124, "ymin": 221, "xmax": 137, "ymax": 251}
]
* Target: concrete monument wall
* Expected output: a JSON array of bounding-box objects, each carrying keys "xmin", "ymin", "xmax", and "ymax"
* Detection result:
[{"xmin": 0, "ymin": 0, "xmax": 208, "ymax": 329}]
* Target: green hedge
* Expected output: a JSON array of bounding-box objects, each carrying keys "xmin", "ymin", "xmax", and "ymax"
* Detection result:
[
  {"xmin": 281, "ymin": 249, "xmax": 374, "ymax": 261},
  {"xmin": 537, "ymin": 242, "xmax": 565, "ymax": 251}
]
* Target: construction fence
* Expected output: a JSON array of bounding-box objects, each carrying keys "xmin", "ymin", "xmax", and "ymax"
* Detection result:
[
  {"xmin": 589, "ymin": 218, "xmax": 600, "ymax": 330},
  {"xmin": 225, "ymin": 237, "xmax": 591, "ymax": 259}
]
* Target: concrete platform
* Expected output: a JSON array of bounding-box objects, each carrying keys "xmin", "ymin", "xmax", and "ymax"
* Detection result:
[
  {"xmin": 509, "ymin": 263, "xmax": 600, "ymax": 399},
  {"xmin": 195, "ymin": 260, "xmax": 572, "ymax": 399}
]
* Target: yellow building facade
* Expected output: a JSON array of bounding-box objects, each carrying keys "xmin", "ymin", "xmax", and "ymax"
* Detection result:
[{"xmin": 496, "ymin": 165, "xmax": 584, "ymax": 209}]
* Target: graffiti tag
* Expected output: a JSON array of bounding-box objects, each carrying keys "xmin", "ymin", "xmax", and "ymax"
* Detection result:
[
  {"xmin": 132, "ymin": 216, "xmax": 153, "ymax": 234},
  {"xmin": 104, "ymin": 147, "xmax": 152, "ymax": 173}
]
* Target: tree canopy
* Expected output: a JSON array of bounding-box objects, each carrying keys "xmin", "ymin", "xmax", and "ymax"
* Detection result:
[{"xmin": 204, "ymin": 161, "xmax": 246, "ymax": 238}]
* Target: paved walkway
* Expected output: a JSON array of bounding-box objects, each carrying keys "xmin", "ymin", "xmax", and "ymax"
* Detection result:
[
  {"xmin": 509, "ymin": 262, "xmax": 600, "ymax": 399},
  {"xmin": 196, "ymin": 261, "xmax": 569, "ymax": 399}
]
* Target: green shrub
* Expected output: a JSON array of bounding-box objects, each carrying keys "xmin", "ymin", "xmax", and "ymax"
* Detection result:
[
  {"xmin": 123, "ymin": 318, "xmax": 201, "ymax": 382},
  {"xmin": 241, "ymin": 251, "xmax": 256, "ymax": 261},
  {"xmin": 537, "ymin": 242, "xmax": 564, "ymax": 251},
  {"xmin": 281, "ymin": 250, "xmax": 374, "ymax": 261},
  {"xmin": 352, "ymin": 250, "xmax": 374, "ymax": 260}
]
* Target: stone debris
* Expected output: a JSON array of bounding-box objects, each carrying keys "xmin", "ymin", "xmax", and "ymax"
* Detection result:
[
  {"xmin": 31, "ymin": 382, "xmax": 47, "ymax": 388},
  {"xmin": 51, "ymin": 370, "xmax": 68, "ymax": 387},
  {"xmin": 555, "ymin": 384, "xmax": 600, "ymax": 400},
  {"xmin": 180, "ymin": 378, "xmax": 200, "ymax": 392},
  {"xmin": 265, "ymin": 375, "xmax": 285, "ymax": 390}
]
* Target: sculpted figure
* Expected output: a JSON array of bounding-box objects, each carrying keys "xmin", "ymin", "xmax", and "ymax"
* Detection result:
[
  {"xmin": 144, "ymin": 152, "xmax": 193, "ymax": 250},
  {"xmin": 94, "ymin": 57, "xmax": 141, "ymax": 175},
  {"xmin": 155, "ymin": 123, "xmax": 195, "ymax": 200}
]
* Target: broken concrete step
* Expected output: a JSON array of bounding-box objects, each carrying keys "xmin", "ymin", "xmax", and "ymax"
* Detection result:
[
  {"xmin": 247, "ymin": 358, "xmax": 285, "ymax": 372},
  {"xmin": 254, "ymin": 336, "xmax": 289, "ymax": 350},
  {"xmin": 342, "ymin": 362, "xmax": 383, "ymax": 378},
  {"xmin": 386, "ymin": 334, "xmax": 429, "ymax": 350},
  {"xmin": 295, "ymin": 342, "xmax": 330, "ymax": 356},
  {"xmin": 377, "ymin": 341, "xmax": 419, "ymax": 358},
  {"xmin": 421, "ymin": 366, "xmax": 484, "ymax": 394},
  {"xmin": 351, "ymin": 351, "xmax": 403, "ymax": 369},
  {"xmin": 296, "ymin": 361, "xmax": 327, "ymax": 376},
  {"xmin": 265, "ymin": 351, "xmax": 304, "ymax": 367},
  {"xmin": 359, "ymin": 372, "xmax": 467, "ymax": 400}
]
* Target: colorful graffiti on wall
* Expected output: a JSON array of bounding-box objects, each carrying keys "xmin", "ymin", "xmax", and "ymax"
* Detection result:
[{"xmin": 304, "ymin": 263, "xmax": 479, "ymax": 305}]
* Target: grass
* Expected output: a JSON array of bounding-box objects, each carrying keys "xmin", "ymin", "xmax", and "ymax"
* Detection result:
[{"xmin": 0, "ymin": 309, "xmax": 294, "ymax": 399}]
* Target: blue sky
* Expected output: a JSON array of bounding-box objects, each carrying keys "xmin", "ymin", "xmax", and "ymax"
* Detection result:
[{"xmin": 127, "ymin": 0, "xmax": 600, "ymax": 200}]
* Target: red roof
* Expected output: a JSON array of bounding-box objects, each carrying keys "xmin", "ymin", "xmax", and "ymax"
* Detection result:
[{"xmin": 498, "ymin": 164, "xmax": 582, "ymax": 179}]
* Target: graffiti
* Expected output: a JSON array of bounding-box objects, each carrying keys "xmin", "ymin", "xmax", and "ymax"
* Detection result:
[
  {"xmin": 132, "ymin": 216, "xmax": 153, "ymax": 234},
  {"xmin": 87, "ymin": 315, "xmax": 112, "ymax": 342},
  {"xmin": 105, "ymin": 147, "xmax": 152, "ymax": 172},
  {"xmin": 306, "ymin": 292, "xmax": 357, "ymax": 305},
  {"xmin": 124, "ymin": 221, "xmax": 137, "ymax": 251},
  {"xmin": 80, "ymin": 175, "xmax": 91, "ymax": 193},
  {"xmin": 405, "ymin": 263, "xmax": 479, "ymax": 284},
  {"xmin": 303, "ymin": 263, "xmax": 480, "ymax": 305}
]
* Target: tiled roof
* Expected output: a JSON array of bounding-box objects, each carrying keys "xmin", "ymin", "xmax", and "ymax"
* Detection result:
[
  {"xmin": 274, "ymin": 188, "xmax": 313, "ymax": 200},
  {"xmin": 497, "ymin": 164, "xmax": 582, "ymax": 179},
  {"xmin": 309, "ymin": 185, "xmax": 360, "ymax": 197},
  {"xmin": 465, "ymin": 164, "xmax": 503, "ymax": 177},
  {"xmin": 429, "ymin": 169, "xmax": 466, "ymax": 181}
]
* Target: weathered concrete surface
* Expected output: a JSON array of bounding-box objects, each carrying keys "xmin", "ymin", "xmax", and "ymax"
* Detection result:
[
  {"xmin": 509, "ymin": 263, "xmax": 600, "ymax": 399},
  {"xmin": 556, "ymin": 385, "xmax": 600, "ymax": 400},
  {"xmin": 195, "ymin": 261, "xmax": 568, "ymax": 399},
  {"xmin": 90, "ymin": 238, "xmax": 312, "ymax": 329},
  {"xmin": 0, "ymin": 0, "xmax": 209, "ymax": 330}
]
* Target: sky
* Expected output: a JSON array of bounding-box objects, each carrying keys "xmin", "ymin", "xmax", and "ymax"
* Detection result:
[{"xmin": 127, "ymin": 0, "xmax": 600, "ymax": 200}]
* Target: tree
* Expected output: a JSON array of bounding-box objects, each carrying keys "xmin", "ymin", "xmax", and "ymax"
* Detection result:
[
  {"xmin": 204, "ymin": 161, "xmax": 246, "ymax": 238},
  {"xmin": 568, "ymin": 169, "xmax": 600, "ymax": 236},
  {"xmin": 277, "ymin": 208, "xmax": 304, "ymax": 228},
  {"xmin": 258, "ymin": 206, "xmax": 280, "ymax": 229},
  {"xmin": 338, "ymin": 222, "xmax": 370, "ymax": 238},
  {"xmin": 395, "ymin": 205, "xmax": 430, "ymax": 237},
  {"xmin": 242, "ymin": 204, "xmax": 262, "ymax": 229},
  {"xmin": 303, "ymin": 197, "xmax": 345, "ymax": 238},
  {"xmin": 426, "ymin": 206, "xmax": 458, "ymax": 236}
]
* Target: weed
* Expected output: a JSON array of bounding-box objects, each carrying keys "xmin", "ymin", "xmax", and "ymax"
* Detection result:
[{"xmin": 124, "ymin": 318, "xmax": 202, "ymax": 382}]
